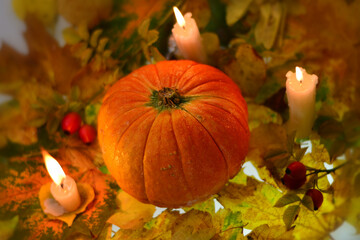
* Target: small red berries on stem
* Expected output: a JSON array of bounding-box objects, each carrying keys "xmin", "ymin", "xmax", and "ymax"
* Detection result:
[
  {"xmin": 282, "ymin": 174, "xmax": 306, "ymax": 190},
  {"xmin": 61, "ymin": 112, "xmax": 82, "ymax": 134},
  {"xmin": 61, "ymin": 112, "xmax": 97, "ymax": 144},
  {"xmin": 282, "ymin": 161, "xmax": 307, "ymax": 190},
  {"xmin": 306, "ymin": 189, "xmax": 323, "ymax": 210},
  {"xmin": 286, "ymin": 162, "xmax": 307, "ymax": 180},
  {"xmin": 79, "ymin": 124, "xmax": 97, "ymax": 144}
]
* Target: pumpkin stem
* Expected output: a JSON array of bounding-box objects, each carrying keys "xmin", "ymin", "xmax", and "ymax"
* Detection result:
[
  {"xmin": 147, "ymin": 87, "xmax": 194, "ymax": 112},
  {"xmin": 157, "ymin": 88, "xmax": 181, "ymax": 108}
]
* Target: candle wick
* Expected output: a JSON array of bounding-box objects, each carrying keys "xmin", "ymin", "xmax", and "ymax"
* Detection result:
[{"xmin": 60, "ymin": 178, "xmax": 64, "ymax": 189}]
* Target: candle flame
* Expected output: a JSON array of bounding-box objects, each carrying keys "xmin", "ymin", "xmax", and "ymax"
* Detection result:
[
  {"xmin": 41, "ymin": 148, "xmax": 66, "ymax": 186},
  {"xmin": 295, "ymin": 67, "xmax": 303, "ymax": 82},
  {"xmin": 173, "ymin": 6, "xmax": 185, "ymax": 28}
]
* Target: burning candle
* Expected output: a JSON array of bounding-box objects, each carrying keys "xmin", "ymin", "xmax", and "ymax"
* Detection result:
[
  {"xmin": 172, "ymin": 6, "xmax": 206, "ymax": 63},
  {"xmin": 41, "ymin": 149, "xmax": 81, "ymax": 212},
  {"xmin": 286, "ymin": 67, "xmax": 318, "ymax": 138}
]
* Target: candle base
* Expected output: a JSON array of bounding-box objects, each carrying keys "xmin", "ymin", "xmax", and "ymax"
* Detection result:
[{"xmin": 39, "ymin": 182, "xmax": 95, "ymax": 226}]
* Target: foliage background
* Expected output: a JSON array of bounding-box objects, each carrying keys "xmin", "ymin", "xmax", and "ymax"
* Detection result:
[{"xmin": 0, "ymin": 0, "xmax": 360, "ymax": 239}]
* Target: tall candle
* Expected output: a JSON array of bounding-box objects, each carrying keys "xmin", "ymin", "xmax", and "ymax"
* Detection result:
[
  {"xmin": 172, "ymin": 6, "xmax": 206, "ymax": 63},
  {"xmin": 286, "ymin": 67, "xmax": 318, "ymax": 138},
  {"xmin": 42, "ymin": 149, "xmax": 81, "ymax": 212}
]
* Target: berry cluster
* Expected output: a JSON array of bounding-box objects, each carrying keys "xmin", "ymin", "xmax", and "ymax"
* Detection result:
[
  {"xmin": 282, "ymin": 161, "xmax": 324, "ymax": 210},
  {"xmin": 61, "ymin": 112, "xmax": 97, "ymax": 144}
]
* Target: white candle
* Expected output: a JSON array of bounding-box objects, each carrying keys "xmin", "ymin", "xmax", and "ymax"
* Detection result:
[
  {"xmin": 172, "ymin": 6, "xmax": 206, "ymax": 63},
  {"xmin": 286, "ymin": 67, "xmax": 318, "ymax": 138},
  {"xmin": 42, "ymin": 149, "xmax": 81, "ymax": 212}
]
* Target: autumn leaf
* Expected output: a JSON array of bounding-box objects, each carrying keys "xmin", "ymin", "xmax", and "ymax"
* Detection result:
[
  {"xmin": 212, "ymin": 208, "xmax": 245, "ymax": 240},
  {"xmin": 291, "ymin": 205, "xmax": 344, "ymax": 239},
  {"xmin": 0, "ymin": 100, "xmax": 38, "ymax": 147},
  {"xmin": 247, "ymin": 123, "xmax": 289, "ymax": 186},
  {"xmin": 12, "ymin": 0, "xmax": 57, "ymax": 27},
  {"xmin": 283, "ymin": 205, "xmax": 299, "ymax": 230},
  {"xmin": 226, "ymin": 0, "xmax": 253, "ymax": 26},
  {"xmin": 201, "ymin": 32, "xmax": 220, "ymax": 61},
  {"xmin": 222, "ymin": 44, "xmax": 267, "ymax": 97},
  {"xmin": 0, "ymin": 156, "xmax": 118, "ymax": 239},
  {"xmin": 274, "ymin": 194, "xmax": 301, "ymax": 208},
  {"xmin": 183, "ymin": 0, "xmax": 211, "ymax": 29},
  {"xmin": 113, "ymin": 210, "xmax": 180, "ymax": 239},
  {"xmin": 58, "ymin": 135, "xmax": 102, "ymax": 171},
  {"xmin": 217, "ymin": 177, "xmax": 284, "ymax": 230},
  {"xmin": 24, "ymin": 16, "xmax": 81, "ymax": 94},
  {"xmin": 58, "ymin": 0, "xmax": 113, "ymax": 28},
  {"xmin": 247, "ymin": 224, "xmax": 294, "ymax": 240},
  {"xmin": 117, "ymin": 0, "xmax": 172, "ymax": 39},
  {"xmin": 183, "ymin": 197, "xmax": 215, "ymax": 215},
  {"xmin": 0, "ymin": 215, "xmax": 19, "ymax": 240},
  {"xmin": 254, "ymin": 1, "xmax": 283, "ymax": 49},
  {"xmin": 172, "ymin": 209, "xmax": 216, "ymax": 240},
  {"xmin": 247, "ymin": 103, "xmax": 283, "ymax": 131},
  {"xmin": 108, "ymin": 190, "xmax": 155, "ymax": 229}
]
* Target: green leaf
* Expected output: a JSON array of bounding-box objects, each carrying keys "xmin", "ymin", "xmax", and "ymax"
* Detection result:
[
  {"xmin": 283, "ymin": 205, "xmax": 299, "ymax": 230},
  {"xmin": 274, "ymin": 194, "xmax": 301, "ymax": 208},
  {"xmin": 222, "ymin": 210, "xmax": 243, "ymax": 231},
  {"xmin": 183, "ymin": 197, "xmax": 215, "ymax": 215},
  {"xmin": 138, "ymin": 19, "xmax": 150, "ymax": 38},
  {"xmin": 85, "ymin": 103, "xmax": 101, "ymax": 125},
  {"xmin": 0, "ymin": 215, "xmax": 19, "ymax": 240},
  {"xmin": 90, "ymin": 29, "xmax": 103, "ymax": 48},
  {"xmin": 301, "ymin": 195, "xmax": 314, "ymax": 211},
  {"xmin": 99, "ymin": 165, "xmax": 110, "ymax": 174}
]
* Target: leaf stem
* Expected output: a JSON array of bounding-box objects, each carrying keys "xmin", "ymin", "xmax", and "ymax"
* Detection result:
[{"xmin": 305, "ymin": 162, "xmax": 347, "ymax": 177}]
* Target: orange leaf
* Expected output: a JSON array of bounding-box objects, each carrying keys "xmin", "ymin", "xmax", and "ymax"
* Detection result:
[{"xmin": 0, "ymin": 156, "xmax": 118, "ymax": 239}]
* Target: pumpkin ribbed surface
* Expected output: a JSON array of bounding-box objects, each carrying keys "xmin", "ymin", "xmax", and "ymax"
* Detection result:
[{"xmin": 98, "ymin": 60, "xmax": 249, "ymax": 207}]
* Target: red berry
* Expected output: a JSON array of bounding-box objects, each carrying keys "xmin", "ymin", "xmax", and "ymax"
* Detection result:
[
  {"xmin": 79, "ymin": 125, "xmax": 97, "ymax": 144},
  {"xmin": 61, "ymin": 112, "xmax": 82, "ymax": 134},
  {"xmin": 306, "ymin": 189, "xmax": 323, "ymax": 210},
  {"xmin": 286, "ymin": 162, "xmax": 307, "ymax": 180},
  {"xmin": 282, "ymin": 174, "xmax": 306, "ymax": 190}
]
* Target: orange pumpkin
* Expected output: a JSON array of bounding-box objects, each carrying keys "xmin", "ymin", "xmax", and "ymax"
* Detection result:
[{"xmin": 98, "ymin": 60, "xmax": 249, "ymax": 207}]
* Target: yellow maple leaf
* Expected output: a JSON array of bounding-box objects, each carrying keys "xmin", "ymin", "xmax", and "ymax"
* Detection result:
[{"xmin": 108, "ymin": 190, "xmax": 155, "ymax": 230}]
